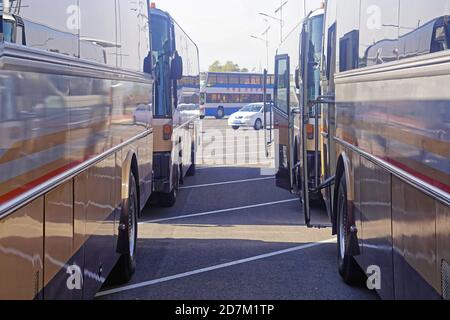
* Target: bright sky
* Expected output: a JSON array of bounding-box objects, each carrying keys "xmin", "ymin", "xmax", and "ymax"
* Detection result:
[{"xmin": 157, "ymin": 0, "xmax": 322, "ymax": 72}]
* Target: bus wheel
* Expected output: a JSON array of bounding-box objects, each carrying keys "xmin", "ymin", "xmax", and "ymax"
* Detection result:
[
  {"xmin": 232, "ymin": 126, "xmax": 240, "ymax": 130},
  {"xmin": 216, "ymin": 107, "xmax": 225, "ymax": 119},
  {"xmin": 114, "ymin": 171, "xmax": 138, "ymax": 284},
  {"xmin": 254, "ymin": 119, "xmax": 263, "ymax": 131},
  {"xmin": 186, "ymin": 147, "xmax": 196, "ymax": 177},
  {"xmin": 158, "ymin": 167, "xmax": 179, "ymax": 207},
  {"xmin": 337, "ymin": 175, "xmax": 365, "ymax": 286}
]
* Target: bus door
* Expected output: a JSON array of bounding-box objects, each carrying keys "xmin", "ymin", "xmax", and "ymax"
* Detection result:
[
  {"xmin": 272, "ymin": 54, "xmax": 294, "ymax": 191},
  {"xmin": 263, "ymin": 70, "xmax": 273, "ymax": 157},
  {"xmin": 300, "ymin": 14, "xmax": 331, "ymax": 228}
]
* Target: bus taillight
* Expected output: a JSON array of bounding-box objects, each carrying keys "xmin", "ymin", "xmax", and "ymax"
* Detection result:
[
  {"xmin": 163, "ymin": 124, "xmax": 173, "ymax": 141},
  {"xmin": 307, "ymin": 124, "xmax": 314, "ymax": 140}
]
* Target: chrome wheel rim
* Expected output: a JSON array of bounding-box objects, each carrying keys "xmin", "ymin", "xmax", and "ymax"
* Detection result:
[
  {"xmin": 129, "ymin": 187, "xmax": 137, "ymax": 258},
  {"xmin": 339, "ymin": 191, "xmax": 346, "ymax": 260}
]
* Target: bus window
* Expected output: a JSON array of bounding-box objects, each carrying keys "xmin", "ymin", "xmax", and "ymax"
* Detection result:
[
  {"xmin": 118, "ymin": 0, "xmax": 149, "ymax": 71},
  {"xmin": 240, "ymin": 75, "xmax": 251, "ymax": 85},
  {"xmin": 80, "ymin": 0, "xmax": 117, "ymax": 67},
  {"xmin": 16, "ymin": 25, "xmax": 24, "ymax": 45},
  {"xmin": 359, "ymin": 0, "xmax": 399, "ymax": 67},
  {"xmin": 207, "ymin": 74, "xmax": 217, "ymax": 86},
  {"xmin": 228, "ymin": 75, "xmax": 240, "ymax": 85},
  {"xmin": 251, "ymin": 75, "xmax": 262, "ymax": 85},
  {"xmin": 152, "ymin": 14, "xmax": 172, "ymax": 117},
  {"xmin": 275, "ymin": 57, "xmax": 289, "ymax": 114},
  {"xmin": 217, "ymin": 74, "xmax": 228, "ymax": 85},
  {"xmin": 432, "ymin": 24, "xmax": 449, "ymax": 52},
  {"xmin": 151, "ymin": 15, "xmax": 170, "ymax": 61},
  {"xmin": 306, "ymin": 15, "xmax": 324, "ymax": 102},
  {"xmin": 3, "ymin": 20, "xmax": 14, "ymax": 43}
]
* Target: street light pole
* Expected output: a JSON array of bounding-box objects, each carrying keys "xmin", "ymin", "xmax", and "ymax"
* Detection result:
[
  {"xmin": 250, "ymin": 30, "xmax": 270, "ymax": 70},
  {"xmin": 258, "ymin": 12, "xmax": 284, "ymax": 45},
  {"xmin": 275, "ymin": 0, "xmax": 288, "ymax": 42}
]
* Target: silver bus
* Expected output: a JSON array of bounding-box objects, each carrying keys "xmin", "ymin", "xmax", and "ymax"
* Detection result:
[
  {"xmin": 270, "ymin": 0, "xmax": 450, "ymax": 299},
  {"xmin": 0, "ymin": 0, "xmax": 154, "ymax": 299}
]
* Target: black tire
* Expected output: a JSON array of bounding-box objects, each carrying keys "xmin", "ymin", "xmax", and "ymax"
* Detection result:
[
  {"xmin": 186, "ymin": 144, "xmax": 196, "ymax": 177},
  {"xmin": 114, "ymin": 171, "xmax": 138, "ymax": 284},
  {"xmin": 337, "ymin": 176, "xmax": 366, "ymax": 286},
  {"xmin": 216, "ymin": 107, "xmax": 225, "ymax": 119},
  {"xmin": 158, "ymin": 188, "xmax": 177, "ymax": 208},
  {"xmin": 186, "ymin": 163, "xmax": 196, "ymax": 177},
  {"xmin": 232, "ymin": 126, "xmax": 240, "ymax": 130},
  {"xmin": 254, "ymin": 118, "xmax": 263, "ymax": 131},
  {"xmin": 158, "ymin": 167, "xmax": 179, "ymax": 207}
]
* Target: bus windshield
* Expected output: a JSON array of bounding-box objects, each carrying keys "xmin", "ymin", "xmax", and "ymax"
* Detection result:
[
  {"xmin": 3, "ymin": 20, "xmax": 14, "ymax": 43},
  {"xmin": 151, "ymin": 15, "xmax": 170, "ymax": 59},
  {"xmin": 306, "ymin": 15, "xmax": 324, "ymax": 102},
  {"xmin": 240, "ymin": 104, "xmax": 263, "ymax": 113}
]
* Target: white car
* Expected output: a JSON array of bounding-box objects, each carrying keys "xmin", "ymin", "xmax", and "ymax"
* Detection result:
[
  {"xmin": 178, "ymin": 103, "xmax": 201, "ymax": 117},
  {"xmin": 228, "ymin": 103, "xmax": 272, "ymax": 131}
]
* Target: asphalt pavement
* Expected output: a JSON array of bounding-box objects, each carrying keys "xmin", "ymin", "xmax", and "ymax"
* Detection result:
[{"xmin": 97, "ymin": 119, "xmax": 378, "ymax": 300}]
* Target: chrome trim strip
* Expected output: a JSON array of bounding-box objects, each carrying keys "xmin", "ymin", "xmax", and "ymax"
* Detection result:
[
  {"xmin": 0, "ymin": 129, "xmax": 154, "ymax": 220},
  {"xmin": 334, "ymin": 137, "xmax": 450, "ymax": 206},
  {"xmin": 335, "ymin": 50, "xmax": 450, "ymax": 84},
  {"xmin": 176, "ymin": 116, "xmax": 200, "ymax": 131},
  {"xmin": 0, "ymin": 43, "xmax": 153, "ymax": 83}
]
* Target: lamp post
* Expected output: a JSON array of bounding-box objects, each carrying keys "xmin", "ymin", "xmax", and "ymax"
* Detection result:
[
  {"xmin": 258, "ymin": 12, "xmax": 283, "ymax": 44},
  {"xmin": 250, "ymin": 27, "xmax": 270, "ymax": 70},
  {"xmin": 274, "ymin": 0, "xmax": 289, "ymax": 41}
]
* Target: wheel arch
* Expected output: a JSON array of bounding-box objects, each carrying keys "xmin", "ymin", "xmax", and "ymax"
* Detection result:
[
  {"xmin": 332, "ymin": 152, "xmax": 352, "ymax": 235},
  {"xmin": 121, "ymin": 150, "xmax": 140, "ymax": 218}
]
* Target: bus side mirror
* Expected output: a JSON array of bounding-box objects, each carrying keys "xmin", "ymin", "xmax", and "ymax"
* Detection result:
[
  {"xmin": 171, "ymin": 53, "xmax": 183, "ymax": 80},
  {"xmin": 295, "ymin": 67, "xmax": 301, "ymax": 90},
  {"xmin": 143, "ymin": 53, "xmax": 153, "ymax": 75}
]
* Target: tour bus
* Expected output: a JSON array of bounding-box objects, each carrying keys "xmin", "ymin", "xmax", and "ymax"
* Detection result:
[
  {"xmin": 0, "ymin": 0, "xmax": 154, "ymax": 299},
  {"xmin": 270, "ymin": 0, "xmax": 450, "ymax": 300},
  {"xmin": 149, "ymin": 7, "xmax": 200, "ymax": 207},
  {"xmin": 203, "ymin": 72, "xmax": 274, "ymax": 119}
]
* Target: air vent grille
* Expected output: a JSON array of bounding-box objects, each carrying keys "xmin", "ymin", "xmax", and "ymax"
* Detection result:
[{"xmin": 442, "ymin": 260, "xmax": 450, "ymax": 300}]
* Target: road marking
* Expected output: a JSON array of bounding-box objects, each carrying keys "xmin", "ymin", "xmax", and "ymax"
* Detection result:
[
  {"xmin": 179, "ymin": 176, "xmax": 274, "ymax": 190},
  {"xmin": 196, "ymin": 162, "xmax": 274, "ymax": 170},
  {"xmin": 139, "ymin": 198, "xmax": 298, "ymax": 224},
  {"xmin": 95, "ymin": 238, "xmax": 336, "ymax": 298}
]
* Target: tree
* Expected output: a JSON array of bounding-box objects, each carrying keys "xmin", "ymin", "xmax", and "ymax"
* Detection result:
[{"xmin": 208, "ymin": 61, "xmax": 249, "ymax": 73}]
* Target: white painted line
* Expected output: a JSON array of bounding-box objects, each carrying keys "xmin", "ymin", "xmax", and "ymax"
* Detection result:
[
  {"xmin": 95, "ymin": 238, "xmax": 336, "ymax": 298},
  {"xmin": 139, "ymin": 198, "xmax": 298, "ymax": 224},
  {"xmin": 196, "ymin": 162, "xmax": 274, "ymax": 170},
  {"xmin": 179, "ymin": 177, "xmax": 275, "ymax": 190},
  {"xmin": 200, "ymin": 151, "xmax": 266, "ymax": 159}
]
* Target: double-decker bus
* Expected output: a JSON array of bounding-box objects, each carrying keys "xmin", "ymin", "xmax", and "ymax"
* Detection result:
[
  {"xmin": 149, "ymin": 7, "xmax": 200, "ymax": 207},
  {"xmin": 0, "ymin": 0, "xmax": 154, "ymax": 299},
  {"xmin": 270, "ymin": 0, "xmax": 450, "ymax": 299},
  {"xmin": 203, "ymin": 71, "xmax": 274, "ymax": 119}
]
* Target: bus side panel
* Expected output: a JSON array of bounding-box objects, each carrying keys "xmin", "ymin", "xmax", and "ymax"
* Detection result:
[
  {"xmin": 137, "ymin": 132, "xmax": 154, "ymax": 210},
  {"xmin": 43, "ymin": 180, "xmax": 82, "ymax": 300},
  {"xmin": 437, "ymin": 201, "xmax": 450, "ymax": 299},
  {"xmin": 359, "ymin": 157, "xmax": 395, "ymax": 300},
  {"xmin": 0, "ymin": 198, "xmax": 44, "ymax": 300},
  {"xmin": 392, "ymin": 178, "xmax": 441, "ymax": 299},
  {"xmin": 74, "ymin": 154, "xmax": 120, "ymax": 299}
]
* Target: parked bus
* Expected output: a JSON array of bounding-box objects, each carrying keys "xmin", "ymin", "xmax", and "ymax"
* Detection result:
[
  {"xmin": 204, "ymin": 71, "xmax": 274, "ymax": 119},
  {"xmin": 149, "ymin": 7, "xmax": 200, "ymax": 207},
  {"xmin": 270, "ymin": 0, "xmax": 450, "ymax": 299},
  {"xmin": 0, "ymin": 0, "xmax": 154, "ymax": 299}
]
